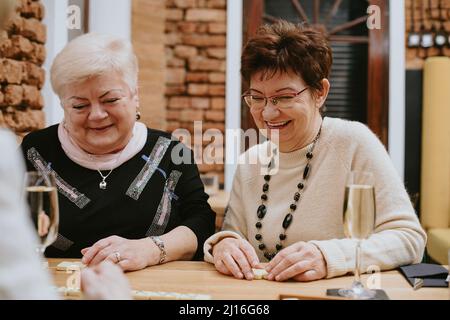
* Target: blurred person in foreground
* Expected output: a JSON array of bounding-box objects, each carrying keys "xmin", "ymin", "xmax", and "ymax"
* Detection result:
[{"xmin": 0, "ymin": 0, "xmax": 130, "ymax": 299}]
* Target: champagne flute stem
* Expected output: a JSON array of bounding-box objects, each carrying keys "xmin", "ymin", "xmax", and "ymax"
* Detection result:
[{"xmin": 354, "ymin": 240, "xmax": 361, "ymax": 284}]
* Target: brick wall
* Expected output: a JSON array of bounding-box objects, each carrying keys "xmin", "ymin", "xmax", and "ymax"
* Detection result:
[
  {"xmin": 132, "ymin": 0, "xmax": 167, "ymax": 131},
  {"xmin": 0, "ymin": 0, "xmax": 46, "ymax": 140},
  {"xmin": 406, "ymin": 0, "xmax": 450, "ymax": 69},
  {"xmin": 165, "ymin": 0, "xmax": 226, "ymax": 186}
]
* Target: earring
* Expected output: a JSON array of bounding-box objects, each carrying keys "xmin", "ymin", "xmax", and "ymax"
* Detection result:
[{"xmin": 136, "ymin": 111, "xmax": 141, "ymax": 121}]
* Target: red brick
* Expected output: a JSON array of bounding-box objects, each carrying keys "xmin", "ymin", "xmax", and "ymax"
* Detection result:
[
  {"xmin": 203, "ymin": 121, "xmax": 225, "ymax": 132},
  {"xmin": 444, "ymin": 21, "xmax": 450, "ymax": 32},
  {"xmin": 165, "ymin": 21, "xmax": 178, "ymax": 33},
  {"xmin": 182, "ymin": 34, "xmax": 226, "ymax": 47},
  {"xmin": 196, "ymin": 23, "xmax": 208, "ymax": 33},
  {"xmin": 186, "ymin": 72, "xmax": 208, "ymax": 82},
  {"xmin": 166, "ymin": 9, "xmax": 184, "ymax": 21},
  {"xmin": 20, "ymin": 1, "xmax": 45, "ymax": 20},
  {"xmin": 205, "ymin": 110, "xmax": 225, "ymax": 122},
  {"xmin": 22, "ymin": 62, "xmax": 45, "ymax": 89},
  {"xmin": 4, "ymin": 85, "xmax": 23, "ymax": 106},
  {"xmin": 21, "ymin": 18, "xmax": 46, "ymax": 43},
  {"xmin": 185, "ymin": 9, "xmax": 226, "ymax": 22},
  {"xmin": 167, "ymin": 56, "xmax": 185, "ymax": 67},
  {"xmin": 211, "ymin": 97, "xmax": 225, "ymax": 109},
  {"xmin": 0, "ymin": 59, "xmax": 23, "ymax": 84},
  {"xmin": 180, "ymin": 109, "xmax": 203, "ymax": 122},
  {"xmin": 166, "ymin": 68, "xmax": 186, "ymax": 84},
  {"xmin": 208, "ymin": 22, "xmax": 226, "ymax": 34},
  {"xmin": 2, "ymin": 108, "xmax": 45, "ymax": 132},
  {"xmin": 168, "ymin": 96, "xmax": 191, "ymax": 109},
  {"xmin": 177, "ymin": 21, "xmax": 197, "ymax": 33},
  {"xmin": 191, "ymin": 97, "xmax": 210, "ymax": 109},
  {"xmin": 174, "ymin": 0, "xmax": 197, "ymax": 8},
  {"xmin": 188, "ymin": 83, "xmax": 209, "ymax": 95},
  {"xmin": 189, "ymin": 56, "xmax": 225, "ymax": 71},
  {"xmin": 208, "ymin": 84, "xmax": 225, "ymax": 96},
  {"xmin": 206, "ymin": 48, "xmax": 226, "ymax": 59},
  {"xmin": 165, "ymin": 84, "xmax": 186, "ymax": 95},
  {"xmin": 166, "ymin": 110, "xmax": 181, "ymax": 120},
  {"xmin": 22, "ymin": 84, "xmax": 43, "ymax": 109},
  {"xmin": 206, "ymin": 0, "xmax": 226, "ymax": 9},
  {"xmin": 181, "ymin": 122, "xmax": 197, "ymax": 133},
  {"xmin": 8, "ymin": 35, "xmax": 33, "ymax": 59},
  {"xmin": 166, "ymin": 121, "xmax": 181, "ymax": 132},
  {"xmin": 174, "ymin": 45, "xmax": 198, "ymax": 58},
  {"xmin": 31, "ymin": 42, "xmax": 46, "ymax": 65},
  {"xmin": 8, "ymin": 14, "xmax": 24, "ymax": 34},
  {"xmin": 166, "ymin": 0, "xmax": 176, "ymax": 8},
  {"xmin": 165, "ymin": 33, "xmax": 182, "ymax": 46},
  {"xmin": 0, "ymin": 38, "xmax": 12, "ymax": 58},
  {"xmin": 209, "ymin": 72, "xmax": 225, "ymax": 83}
]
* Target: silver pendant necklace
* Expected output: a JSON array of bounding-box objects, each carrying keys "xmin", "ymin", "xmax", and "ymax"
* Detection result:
[{"xmin": 97, "ymin": 169, "xmax": 114, "ymax": 189}]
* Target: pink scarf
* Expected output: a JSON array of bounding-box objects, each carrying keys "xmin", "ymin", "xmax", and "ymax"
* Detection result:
[{"xmin": 58, "ymin": 121, "xmax": 148, "ymax": 171}]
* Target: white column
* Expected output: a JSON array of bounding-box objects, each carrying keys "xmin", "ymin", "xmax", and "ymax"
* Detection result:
[
  {"xmin": 388, "ymin": 0, "xmax": 406, "ymax": 180},
  {"xmin": 225, "ymin": 0, "xmax": 243, "ymax": 191},
  {"xmin": 42, "ymin": 0, "xmax": 68, "ymax": 126},
  {"xmin": 88, "ymin": 0, "xmax": 131, "ymax": 40}
]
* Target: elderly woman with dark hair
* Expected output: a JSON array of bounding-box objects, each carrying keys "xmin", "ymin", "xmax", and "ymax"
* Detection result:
[
  {"xmin": 20, "ymin": 33, "xmax": 215, "ymax": 271},
  {"xmin": 204, "ymin": 21, "xmax": 426, "ymax": 287}
]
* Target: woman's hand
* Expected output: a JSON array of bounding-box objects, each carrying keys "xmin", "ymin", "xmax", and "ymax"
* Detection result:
[
  {"xmin": 265, "ymin": 241, "xmax": 327, "ymax": 281},
  {"xmin": 81, "ymin": 261, "xmax": 132, "ymax": 300},
  {"xmin": 212, "ymin": 237, "xmax": 260, "ymax": 280},
  {"xmin": 81, "ymin": 235, "xmax": 159, "ymax": 272}
]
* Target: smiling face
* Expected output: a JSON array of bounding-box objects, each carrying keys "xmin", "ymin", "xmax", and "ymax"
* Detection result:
[
  {"xmin": 249, "ymin": 71, "xmax": 329, "ymax": 152},
  {"xmin": 61, "ymin": 71, "xmax": 139, "ymax": 155}
]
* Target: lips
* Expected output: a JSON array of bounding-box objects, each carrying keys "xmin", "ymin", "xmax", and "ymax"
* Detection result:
[
  {"xmin": 90, "ymin": 124, "xmax": 113, "ymax": 131},
  {"xmin": 265, "ymin": 120, "xmax": 292, "ymax": 129}
]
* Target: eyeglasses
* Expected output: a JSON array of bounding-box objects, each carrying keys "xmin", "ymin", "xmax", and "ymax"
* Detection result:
[{"xmin": 242, "ymin": 87, "xmax": 309, "ymax": 110}]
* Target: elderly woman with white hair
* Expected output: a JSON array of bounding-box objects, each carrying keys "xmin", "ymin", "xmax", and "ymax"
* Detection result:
[{"xmin": 20, "ymin": 33, "xmax": 216, "ymax": 272}]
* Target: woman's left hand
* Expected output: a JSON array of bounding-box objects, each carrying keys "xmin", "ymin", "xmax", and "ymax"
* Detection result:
[
  {"xmin": 81, "ymin": 235, "xmax": 158, "ymax": 272},
  {"xmin": 265, "ymin": 241, "xmax": 327, "ymax": 281}
]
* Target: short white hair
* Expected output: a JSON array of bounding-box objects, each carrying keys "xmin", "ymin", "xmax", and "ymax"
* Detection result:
[{"xmin": 50, "ymin": 33, "xmax": 138, "ymax": 98}]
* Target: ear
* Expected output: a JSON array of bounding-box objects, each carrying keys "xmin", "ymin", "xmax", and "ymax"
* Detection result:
[
  {"xmin": 132, "ymin": 87, "xmax": 140, "ymax": 106},
  {"xmin": 315, "ymin": 78, "xmax": 330, "ymax": 109}
]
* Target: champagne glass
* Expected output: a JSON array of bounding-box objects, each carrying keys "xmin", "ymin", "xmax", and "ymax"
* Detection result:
[
  {"xmin": 24, "ymin": 171, "xmax": 59, "ymax": 255},
  {"xmin": 338, "ymin": 171, "xmax": 376, "ymax": 299}
]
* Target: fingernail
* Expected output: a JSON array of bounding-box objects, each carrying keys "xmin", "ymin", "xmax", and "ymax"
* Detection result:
[
  {"xmin": 267, "ymin": 274, "xmax": 274, "ymax": 281},
  {"xmin": 238, "ymin": 273, "xmax": 243, "ymax": 279},
  {"xmin": 246, "ymin": 273, "xmax": 253, "ymax": 280}
]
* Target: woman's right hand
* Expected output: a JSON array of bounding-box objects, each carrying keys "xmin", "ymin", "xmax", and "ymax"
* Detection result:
[{"xmin": 212, "ymin": 237, "xmax": 260, "ymax": 280}]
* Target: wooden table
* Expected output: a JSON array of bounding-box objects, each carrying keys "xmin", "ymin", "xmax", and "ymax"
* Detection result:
[{"xmin": 48, "ymin": 259, "xmax": 448, "ymax": 300}]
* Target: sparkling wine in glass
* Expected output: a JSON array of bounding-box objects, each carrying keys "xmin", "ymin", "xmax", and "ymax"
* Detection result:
[
  {"xmin": 24, "ymin": 171, "xmax": 59, "ymax": 254},
  {"xmin": 338, "ymin": 171, "xmax": 376, "ymax": 299}
]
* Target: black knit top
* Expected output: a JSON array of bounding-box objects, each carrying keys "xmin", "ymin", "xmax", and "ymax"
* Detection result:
[{"xmin": 20, "ymin": 125, "xmax": 216, "ymax": 260}]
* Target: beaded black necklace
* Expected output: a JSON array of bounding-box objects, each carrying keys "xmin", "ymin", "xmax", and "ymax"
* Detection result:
[{"xmin": 255, "ymin": 124, "xmax": 322, "ymax": 261}]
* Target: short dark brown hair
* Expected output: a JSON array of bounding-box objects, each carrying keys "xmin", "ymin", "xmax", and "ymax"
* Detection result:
[{"xmin": 241, "ymin": 20, "xmax": 332, "ymax": 96}]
